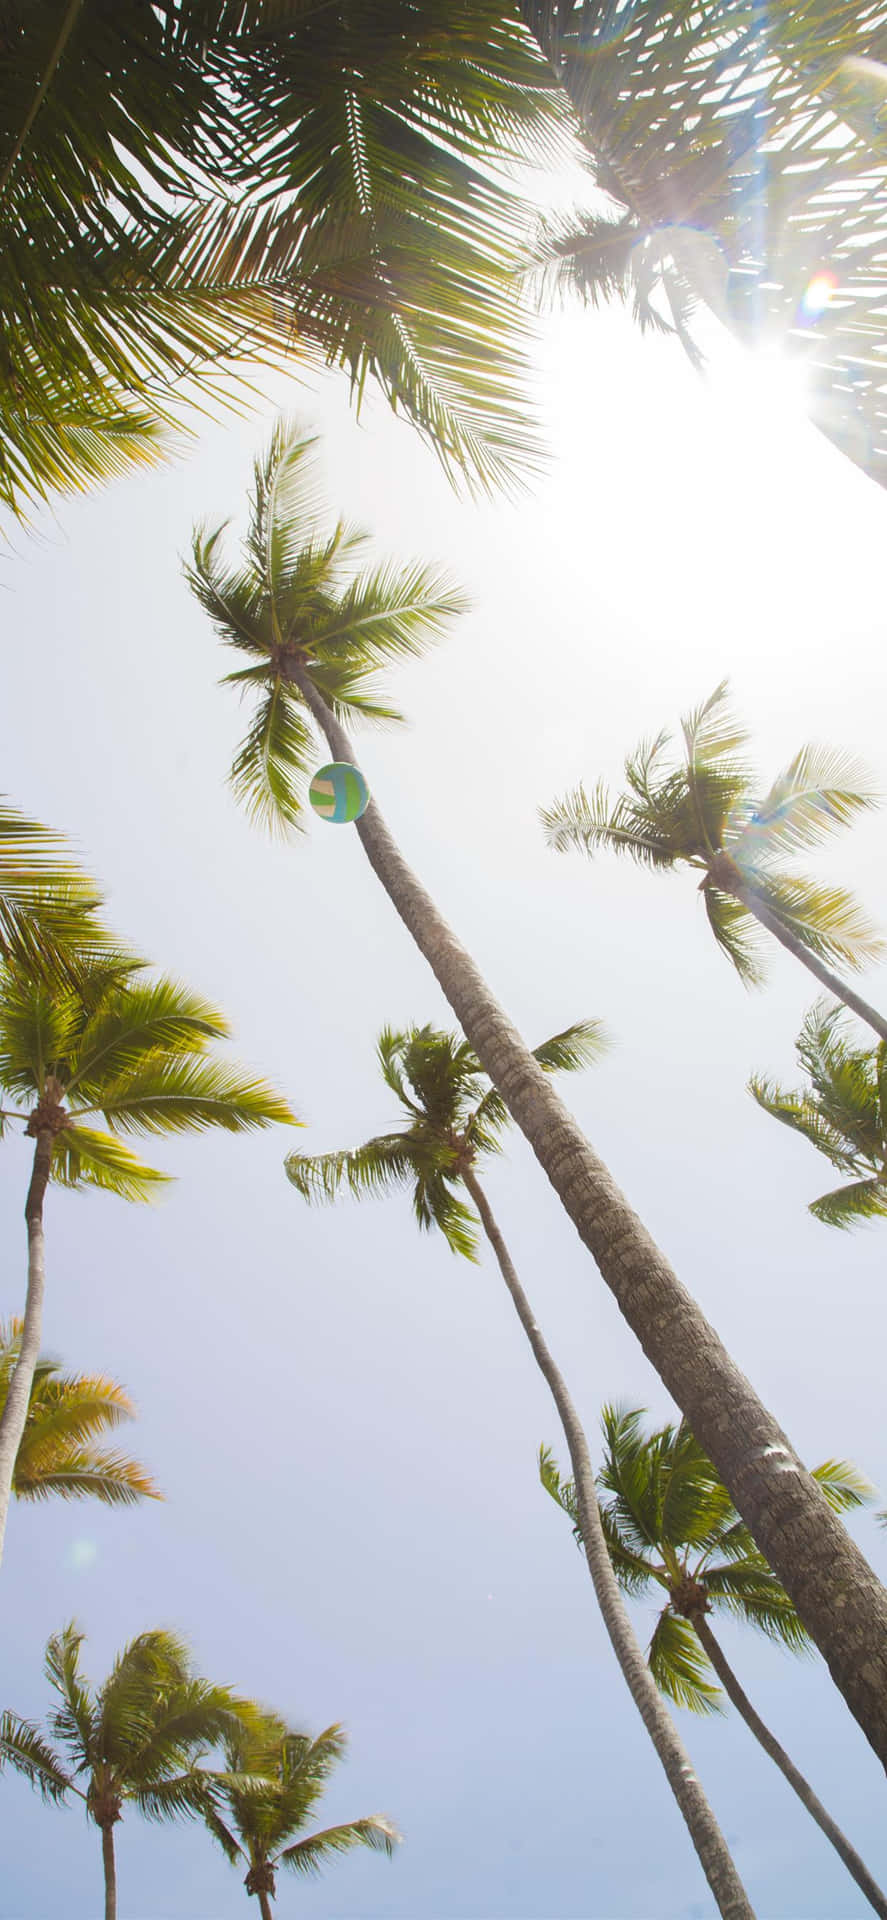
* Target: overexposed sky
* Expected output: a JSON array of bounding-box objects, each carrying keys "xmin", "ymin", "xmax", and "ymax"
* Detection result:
[{"xmin": 1, "ymin": 293, "xmax": 886, "ymax": 1919}]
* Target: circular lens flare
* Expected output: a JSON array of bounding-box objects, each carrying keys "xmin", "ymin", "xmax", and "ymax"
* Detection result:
[{"xmin": 801, "ymin": 271, "xmax": 838, "ymax": 319}]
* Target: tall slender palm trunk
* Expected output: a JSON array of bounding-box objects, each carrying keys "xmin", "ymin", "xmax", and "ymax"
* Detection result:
[
  {"xmin": 291, "ymin": 665, "xmax": 887, "ymax": 1767},
  {"xmin": 256, "ymin": 1891, "xmax": 273, "ymax": 1920},
  {"xmin": 731, "ymin": 877, "xmax": 887, "ymax": 1044},
  {"xmin": 100, "ymin": 1822, "xmax": 118, "ymax": 1920},
  {"xmin": 689, "ymin": 1613, "xmax": 887, "ymax": 1919},
  {"xmin": 0, "ymin": 1130, "xmax": 52, "ymax": 1567},
  {"xmin": 461, "ymin": 1166, "xmax": 753, "ymax": 1918}
]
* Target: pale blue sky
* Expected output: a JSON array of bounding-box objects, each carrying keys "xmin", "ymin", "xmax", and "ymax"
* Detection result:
[{"xmin": 1, "ymin": 298, "xmax": 886, "ymax": 1919}]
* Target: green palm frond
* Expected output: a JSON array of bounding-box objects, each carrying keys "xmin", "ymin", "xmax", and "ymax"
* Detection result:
[
  {"xmin": 66, "ymin": 978, "xmax": 230, "ymax": 1097},
  {"xmin": 810, "ymin": 1177, "xmax": 887, "ymax": 1229},
  {"xmin": 4, "ymin": 1332, "xmax": 159, "ymax": 1507},
  {"xmin": 130, "ymin": 1769, "xmax": 217, "ymax": 1824},
  {"xmin": 733, "ymin": 747, "xmax": 879, "ymax": 867},
  {"xmin": 412, "ymin": 1163, "xmax": 480, "ymax": 1260},
  {"xmin": 308, "ymin": 562, "xmax": 469, "ymax": 663},
  {"xmin": 14, "ymin": 1451, "xmax": 160, "ymax": 1507},
  {"xmin": 278, "ymin": 1815, "xmax": 400, "ymax": 1874},
  {"xmin": 229, "ymin": 683, "xmax": 316, "ymax": 836},
  {"xmin": 50, "ymin": 1127, "xmax": 171, "ymax": 1204},
  {"xmin": 531, "ymin": 1019, "xmax": 610, "ymax": 1074},
  {"xmin": 285, "ymin": 1135, "xmax": 417, "ymax": 1206},
  {"xmin": 45, "ymin": 1623, "xmax": 96, "ymax": 1765},
  {"xmin": 812, "ymin": 1458, "xmax": 875, "ymax": 1511},
  {"xmin": 0, "ymin": 1711, "xmax": 75, "ymax": 1801},
  {"xmin": 540, "ymin": 779, "xmax": 678, "ymax": 867},
  {"xmin": 91, "ymin": 1055, "xmax": 295, "ymax": 1137},
  {"xmin": 748, "ymin": 1076, "xmax": 862, "ymax": 1173},
  {"xmin": 700, "ymin": 1561, "xmax": 811, "ymax": 1654},
  {"xmin": 752, "ymin": 872, "xmax": 883, "ymax": 971},
  {"xmin": 702, "ymin": 888, "xmax": 768, "ymax": 986},
  {"xmin": 682, "ymin": 683, "xmax": 751, "ymax": 781},
  {"xmin": 648, "ymin": 1610, "xmax": 723, "ymax": 1717}
]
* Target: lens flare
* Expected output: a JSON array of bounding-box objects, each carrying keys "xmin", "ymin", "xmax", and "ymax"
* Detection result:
[
  {"xmin": 65, "ymin": 1538, "xmax": 98, "ymax": 1572},
  {"xmin": 801, "ymin": 271, "xmax": 838, "ymax": 319}
]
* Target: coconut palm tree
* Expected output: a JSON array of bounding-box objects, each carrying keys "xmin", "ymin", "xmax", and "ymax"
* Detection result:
[
  {"xmin": 0, "ymin": 941, "xmax": 296, "ymax": 1570},
  {"xmin": 522, "ymin": 1, "xmax": 887, "ymax": 491},
  {"xmin": 0, "ymin": 1318, "xmax": 158, "ymax": 1508},
  {"xmin": 202, "ymin": 1713, "xmax": 398, "ymax": 1918},
  {"xmin": 1, "ymin": 0, "xmax": 562, "ymax": 514},
  {"xmin": 540, "ymin": 1409, "xmax": 886, "ymax": 1917},
  {"xmin": 542, "ymin": 682, "xmax": 887, "ymax": 1042},
  {"xmin": 0, "ymin": 1622, "xmax": 255, "ymax": 1920},
  {"xmin": 186, "ymin": 418, "xmax": 887, "ymax": 1773},
  {"xmin": 751, "ymin": 1001, "xmax": 887, "ymax": 1227},
  {"xmin": 286, "ymin": 1020, "xmax": 752, "ymax": 1914}
]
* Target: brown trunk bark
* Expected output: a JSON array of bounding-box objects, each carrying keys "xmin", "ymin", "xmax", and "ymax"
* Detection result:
[
  {"xmin": 462, "ymin": 1166, "xmax": 753, "ymax": 1919},
  {"xmin": 731, "ymin": 878, "xmax": 887, "ymax": 1044},
  {"xmin": 257, "ymin": 1891, "xmax": 273, "ymax": 1920},
  {"xmin": 692, "ymin": 1615, "xmax": 887, "ymax": 1918},
  {"xmin": 100, "ymin": 1821, "xmax": 117, "ymax": 1920},
  {"xmin": 291, "ymin": 664, "xmax": 887, "ymax": 1767},
  {"xmin": 0, "ymin": 1129, "xmax": 52, "ymax": 1568}
]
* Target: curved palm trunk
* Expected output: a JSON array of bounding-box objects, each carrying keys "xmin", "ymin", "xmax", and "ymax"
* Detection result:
[
  {"xmin": 292, "ymin": 664, "xmax": 887, "ymax": 1767},
  {"xmin": 731, "ymin": 878, "xmax": 887, "ymax": 1044},
  {"xmin": 690, "ymin": 1614, "xmax": 887, "ymax": 1918},
  {"xmin": 100, "ymin": 1822, "xmax": 117, "ymax": 1920},
  {"xmin": 461, "ymin": 1166, "xmax": 753, "ymax": 1919},
  {"xmin": 0, "ymin": 1130, "xmax": 52, "ymax": 1568}
]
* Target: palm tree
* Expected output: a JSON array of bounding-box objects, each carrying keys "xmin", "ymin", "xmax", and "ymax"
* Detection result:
[
  {"xmin": 0, "ymin": 797, "xmax": 108, "ymax": 968},
  {"xmin": 203, "ymin": 1713, "xmax": 399, "ymax": 1918},
  {"xmin": 751, "ymin": 1001, "xmax": 887, "ymax": 1228},
  {"xmin": 1, "ymin": 1, "xmax": 562, "ymax": 513},
  {"xmin": 541, "ymin": 1409, "xmax": 887, "ymax": 1917},
  {"xmin": 0, "ymin": 941, "xmax": 296, "ymax": 1570},
  {"xmin": 186, "ymin": 419, "xmax": 887, "ymax": 1771},
  {"xmin": 0, "ymin": 1622, "xmax": 255, "ymax": 1920},
  {"xmin": 286, "ymin": 1020, "xmax": 752, "ymax": 1915},
  {"xmin": 0, "ymin": 1318, "xmax": 158, "ymax": 1508},
  {"xmin": 542, "ymin": 682, "xmax": 887, "ymax": 1042},
  {"xmin": 522, "ymin": 1, "xmax": 887, "ymax": 492}
]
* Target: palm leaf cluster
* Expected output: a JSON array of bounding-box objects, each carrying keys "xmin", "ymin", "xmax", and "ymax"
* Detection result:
[
  {"xmin": 0, "ymin": 1624, "xmax": 253, "ymax": 1823},
  {"xmin": 524, "ymin": 0, "xmax": 887, "ymax": 486},
  {"xmin": 541, "ymin": 1407, "xmax": 870, "ymax": 1715},
  {"xmin": 206, "ymin": 1717, "xmax": 398, "ymax": 1902},
  {"xmin": 0, "ymin": 798, "xmax": 109, "ymax": 980},
  {"xmin": 286, "ymin": 1018, "xmax": 606, "ymax": 1259},
  {"xmin": 542, "ymin": 681, "xmax": 882, "ymax": 985},
  {"xmin": 1, "ymin": 0, "xmax": 562, "ymax": 513},
  {"xmin": 186, "ymin": 422, "xmax": 467, "ymax": 833},
  {"xmin": 751, "ymin": 1001, "xmax": 887, "ymax": 1226},
  {"xmin": 0, "ymin": 1319, "xmax": 158, "ymax": 1507},
  {"xmin": 0, "ymin": 946, "xmax": 295, "ymax": 1193}
]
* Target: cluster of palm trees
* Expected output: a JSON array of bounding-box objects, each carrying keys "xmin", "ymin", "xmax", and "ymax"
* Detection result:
[{"xmin": 4, "ymin": 3, "xmax": 887, "ymax": 1916}]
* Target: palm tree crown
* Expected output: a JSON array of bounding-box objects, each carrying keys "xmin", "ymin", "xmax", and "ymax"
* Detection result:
[
  {"xmin": 186, "ymin": 421, "xmax": 466, "ymax": 835},
  {"xmin": 0, "ymin": 1319, "xmax": 158, "ymax": 1507},
  {"xmin": 751, "ymin": 1002, "xmax": 887, "ymax": 1228},
  {"xmin": 204, "ymin": 1715, "xmax": 399, "ymax": 1912},
  {"xmin": 542, "ymin": 681, "xmax": 883, "ymax": 991},
  {"xmin": 0, "ymin": 945, "xmax": 295, "ymax": 1196},
  {"xmin": 0, "ymin": 1623, "xmax": 253, "ymax": 1832},
  {"xmin": 541, "ymin": 1407, "xmax": 870, "ymax": 1715},
  {"xmin": 286, "ymin": 1018, "xmax": 606, "ymax": 1258}
]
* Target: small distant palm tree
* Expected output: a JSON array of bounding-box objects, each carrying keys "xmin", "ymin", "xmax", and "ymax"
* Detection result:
[
  {"xmin": 751, "ymin": 1002, "xmax": 887, "ymax": 1228},
  {"xmin": 541, "ymin": 682, "xmax": 887, "ymax": 1041},
  {"xmin": 203, "ymin": 1714, "xmax": 399, "ymax": 1919},
  {"xmin": 0, "ymin": 943, "xmax": 296, "ymax": 1569},
  {"xmin": 0, "ymin": 1623, "xmax": 254, "ymax": 1920},
  {"xmin": 542, "ymin": 1409, "xmax": 886, "ymax": 1918},
  {"xmin": 286, "ymin": 1022, "xmax": 751, "ymax": 1910},
  {"xmin": 0, "ymin": 1318, "xmax": 158, "ymax": 1508}
]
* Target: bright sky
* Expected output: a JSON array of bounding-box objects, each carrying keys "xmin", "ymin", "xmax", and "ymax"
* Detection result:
[{"xmin": 1, "ymin": 293, "xmax": 887, "ymax": 1920}]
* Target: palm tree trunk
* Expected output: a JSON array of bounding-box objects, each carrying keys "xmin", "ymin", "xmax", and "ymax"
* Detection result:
[
  {"xmin": 461, "ymin": 1166, "xmax": 753, "ymax": 1919},
  {"xmin": 0, "ymin": 1129, "xmax": 52, "ymax": 1568},
  {"xmin": 291, "ymin": 663, "xmax": 887, "ymax": 1767},
  {"xmin": 731, "ymin": 878, "xmax": 887, "ymax": 1043},
  {"xmin": 691, "ymin": 1614, "xmax": 887, "ymax": 1919},
  {"xmin": 257, "ymin": 1892, "xmax": 274, "ymax": 1920},
  {"xmin": 100, "ymin": 1821, "xmax": 117, "ymax": 1920}
]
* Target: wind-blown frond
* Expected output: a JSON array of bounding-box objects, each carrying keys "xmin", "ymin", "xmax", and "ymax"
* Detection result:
[
  {"xmin": 285, "ymin": 1135, "xmax": 416, "ymax": 1206},
  {"xmin": 751, "ymin": 1004, "xmax": 887, "ymax": 1225},
  {"xmin": 531, "ymin": 1019, "xmax": 610, "ymax": 1074},
  {"xmin": 751, "ymin": 872, "xmax": 884, "ymax": 971},
  {"xmin": 50, "ymin": 1128, "xmax": 171, "ymax": 1204},
  {"xmin": 648, "ymin": 1610, "xmax": 723, "ymax": 1717},
  {"xmin": 703, "ymin": 888, "xmax": 768, "ymax": 987},
  {"xmin": 0, "ymin": 1712, "xmax": 75, "ymax": 1801},
  {"xmin": 810, "ymin": 1177, "xmax": 887, "ymax": 1229},
  {"xmin": 279, "ymin": 1815, "xmax": 400, "ymax": 1874},
  {"xmin": 93, "ymin": 1056, "xmax": 295, "ymax": 1137},
  {"xmin": 734, "ymin": 747, "xmax": 879, "ymax": 866}
]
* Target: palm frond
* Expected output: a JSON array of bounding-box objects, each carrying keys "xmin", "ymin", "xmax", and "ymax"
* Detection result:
[
  {"xmin": 812, "ymin": 1458, "xmax": 875, "ymax": 1511},
  {"xmin": 748, "ymin": 1074, "xmax": 862, "ymax": 1173},
  {"xmin": 734, "ymin": 746, "xmax": 880, "ymax": 867},
  {"xmin": 681, "ymin": 683, "xmax": 750, "ymax": 779},
  {"xmin": 44, "ymin": 1623, "xmax": 96, "ymax": 1765},
  {"xmin": 532, "ymin": 1018, "xmax": 610, "ymax": 1074},
  {"xmin": 92, "ymin": 1056, "xmax": 296, "ymax": 1137},
  {"xmin": 308, "ymin": 562, "xmax": 467, "ymax": 664},
  {"xmin": 51, "ymin": 1126, "xmax": 171, "ymax": 1203},
  {"xmin": 540, "ymin": 780, "xmax": 677, "ymax": 867},
  {"xmin": 278, "ymin": 1814, "xmax": 400, "ymax": 1874},
  {"xmin": 757, "ymin": 871, "xmax": 884, "ymax": 970},
  {"xmin": 648, "ymin": 1610, "xmax": 723, "ymax": 1717},
  {"xmin": 285, "ymin": 1135, "xmax": 416, "ymax": 1206},
  {"xmin": 810, "ymin": 1176, "xmax": 887, "ymax": 1229},
  {"xmin": 0, "ymin": 1712, "xmax": 74, "ymax": 1801},
  {"xmin": 703, "ymin": 887, "xmax": 768, "ymax": 986},
  {"xmin": 229, "ymin": 680, "xmax": 316, "ymax": 837},
  {"xmin": 15, "ymin": 1449, "xmax": 160, "ymax": 1507}
]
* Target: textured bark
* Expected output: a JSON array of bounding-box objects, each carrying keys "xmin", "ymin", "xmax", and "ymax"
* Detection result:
[
  {"xmin": 292, "ymin": 664, "xmax": 887, "ymax": 1766},
  {"xmin": 101, "ymin": 1822, "xmax": 117, "ymax": 1920},
  {"xmin": 0, "ymin": 1130, "xmax": 52, "ymax": 1568},
  {"xmin": 462, "ymin": 1167, "xmax": 753, "ymax": 1919},
  {"xmin": 732, "ymin": 878, "xmax": 887, "ymax": 1044},
  {"xmin": 692, "ymin": 1615, "xmax": 887, "ymax": 1918}
]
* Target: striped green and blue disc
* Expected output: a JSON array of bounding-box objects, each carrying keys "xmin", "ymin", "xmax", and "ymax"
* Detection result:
[{"xmin": 308, "ymin": 762, "xmax": 370, "ymax": 824}]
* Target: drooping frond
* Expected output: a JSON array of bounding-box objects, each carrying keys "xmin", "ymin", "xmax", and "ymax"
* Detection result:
[
  {"xmin": 229, "ymin": 683, "xmax": 316, "ymax": 837},
  {"xmin": 748, "ymin": 1075, "xmax": 864, "ymax": 1174},
  {"xmin": 285, "ymin": 1134, "xmax": 417, "ymax": 1207},
  {"xmin": 810, "ymin": 1177, "xmax": 887, "ymax": 1229},
  {"xmin": 648, "ymin": 1610, "xmax": 723, "ymax": 1717},
  {"xmin": 0, "ymin": 1712, "xmax": 74, "ymax": 1801},
  {"xmin": 703, "ymin": 888, "xmax": 768, "ymax": 987},
  {"xmin": 749, "ymin": 871, "xmax": 884, "ymax": 972},
  {"xmin": 5, "ymin": 1341, "xmax": 159, "ymax": 1507},
  {"xmin": 278, "ymin": 1814, "xmax": 400, "ymax": 1874},
  {"xmin": 14, "ymin": 1450, "xmax": 160, "ymax": 1507},
  {"xmin": 700, "ymin": 1560, "xmax": 811, "ymax": 1654},
  {"xmin": 50, "ymin": 1127, "xmax": 171, "ymax": 1204}
]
